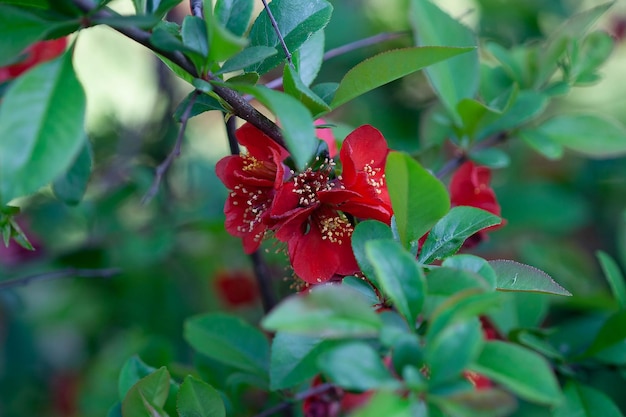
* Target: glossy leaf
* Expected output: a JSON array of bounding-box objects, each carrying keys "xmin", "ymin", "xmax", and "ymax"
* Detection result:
[
  {"xmin": 261, "ymin": 285, "xmax": 383, "ymax": 338},
  {"xmin": 410, "ymin": 0, "xmax": 479, "ymax": 124},
  {"xmin": 468, "ymin": 341, "xmax": 562, "ymax": 405},
  {"xmin": 536, "ymin": 114, "xmax": 626, "ymax": 158},
  {"xmin": 553, "ymin": 381, "xmax": 624, "ymax": 417},
  {"xmin": 490, "ymin": 260, "xmax": 571, "ymax": 296},
  {"xmin": 283, "ymin": 64, "xmax": 330, "ymax": 115},
  {"xmin": 351, "ymin": 220, "xmax": 394, "ymax": 285},
  {"xmin": 329, "ymin": 47, "xmax": 474, "ymax": 110},
  {"xmin": 318, "ymin": 342, "xmax": 400, "ymax": 391},
  {"xmin": 217, "ymin": 46, "xmax": 277, "ymax": 74},
  {"xmin": 597, "ymin": 251, "xmax": 626, "ymax": 308},
  {"xmin": 206, "ymin": 10, "xmax": 248, "ymax": 63},
  {"xmin": 214, "ymin": 0, "xmax": 253, "ymax": 36},
  {"xmin": 270, "ymin": 333, "xmax": 327, "ymax": 390},
  {"xmin": 426, "ymin": 267, "xmax": 492, "ymax": 295},
  {"xmin": 0, "ymin": 51, "xmax": 86, "ymax": 204},
  {"xmin": 385, "ymin": 152, "xmax": 450, "ymax": 248},
  {"xmin": 419, "ymin": 206, "xmax": 501, "ymax": 264},
  {"xmin": 121, "ymin": 367, "xmax": 171, "ymax": 417},
  {"xmin": 177, "ymin": 376, "xmax": 225, "ymax": 417},
  {"xmin": 442, "ymin": 255, "xmax": 497, "ymax": 288},
  {"xmin": 184, "ymin": 313, "xmax": 269, "ymax": 377},
  {"xmin": 230, "ymin": 85, "xmax": 316, "ymax": 170},
  {"xmin": 295, "ymin": 30, "xmax": 325, "ymax": 87},
  {"xmin": 246, "ymin": 0, "xmax": 333, "ymax": 74},
  {"xmin": 52, "ymin": 139, "xmax": 91, "ymax": 206},
  {"xmin": 182, "ymin": 15, "xmax": 209, "ymax": 58},
  {"xmin": 0, "ymin": 5, "xmax": 52, "ymax": 66},
  {"xmin": 366, "ymin": 239, "xmax": 426, "ymax": 325}
]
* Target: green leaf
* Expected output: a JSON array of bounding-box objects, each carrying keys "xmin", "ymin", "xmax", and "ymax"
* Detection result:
[
  {"xmin": 0, "ymin": 5, "xmax": 53, "ymax": 66},
  {"xmin": 419, "ymin": 206, "xmax": 501, "ymax": 264},
  {"xmin": 295, "ymin": 30, "xmax": 324, "ymax": 86},
  {"xmin": 184, "ymin": 313, "xmax": 269, "ymax": 377},
  {"xmin": 487, "ymin": 292, "xmax": 549, "ymax": 336},
  {"xmin": 270, "ymin": 332, "xmax": 327, "ymax": 390},
  {"xmin": 479, "ymin": 90, "xmax": 548, "ymax": 138},
  {"xmin": 52, "ymin": 138, "xmax": 91, "ymax": 206},
  {"xmin": 431, "ymin": 389, "xmax": 517, "ymax": 417},
  {"xmin": 428, "ymin": 291, "xmax": 502, "ymax": 338},
  {"xmin": 409, "ymin": 0, "xmax": 479, "ymax": 124},
  {"xmin": 174, "ymin": 91, "xmax": 225, "ymax": 121},
  {"xmin": 283, "ymin": 65, "xmax": 330, "ymax": 115},
  {"xmin": 442, "ymin": 255, "xmax": 497, "ymax": 288},
  {"xmin": 572, "ymin": 31, "xmax": 614, "ymax": 84},
  {"xmin": 182, "ymin": 15, "xmax": 209, "ymax": 57},
  {"xmin": 217, "ymin": 46, "xmax": 277, "ymax": 74},
  {"xmin": 536, "ymin": 114, "xmax": 626, "ymax": 159},
  {"xmin": 247, "ymin": 0, "xmax": 333, "ymax": 74},
  {"xmin": 580, "ymin": 310, "xmax": 626, "ymax": 358},
  {"xmin": 121, "ymin": 367, "xmax": 171, "ymax": 417},
  {"xmin": 519, "ymin": 129, "xmax": 564, "ymax": 160},
  {"xmin": 91, "ymin": 14, "xmax": 161, "ymax": 30},
  {"xmin": 342, "ymin": 276, "xmax": 380, "ymax": 306},
  {"xmin": 596, "ymin": 251, "xmax": 626, "ymax": 308},
  {"xmin": 553, "ymin": 381, "xmax": 624, "ymax": 417},
  {"xmin": 349, "ymin": 392, "xmax": 414, "ymax": 417},
  {"xmin": 366, "ymin": 239, "xmax": 425, "ymax": 325},
  {"xmin": 468, "ymin": 341, "xmax": 562, "ymax": 406},
  {"xmin": 490, "ymin": 260, "xmax": 571, "ymax": 296},
  {"xmin": 0, "ymin": 50, "xmax": 86, "ymax": 204},
  {"xmin": 469, "ymin": 148, "xmax": 510, "ymax": 168},
  {"xmin": 177, "ymin": 376, "xmax": 225, "ymax": 417},
  {"xmin": 456, "ymin": 98, "xmax": 501, "ymax": 138},
  {"xmin": 385, "ymin": 152, "xmax": 450, "ymax": 248},
  {"xmin": 214, "ymin": 0, "xmax": 253, "ymax": 37},
  {"xmin": 229, "ymin": 85, "xmax": 316, "ymax": 170},
  {"xmin": 351, "ymin": 220, "xmax": 394, "ymax": 285},
  {"xmin": 206, "ymin": 10, "xmax": 248, "ymax": 63},
  {"xmin": 426, "ymin": 318, "xmax": 483, "ymax": 386},
  {"xmin": 318, "ymin": 342, "xmax": 400, "ymax": 391},
  {"xmin": 118, "ymin": 355, "xmax": 157, "ymax": 401},
  {"xmin": 329, "ymin": 47, "xmax": 473, "ymax": 110},
  {"xmin": 426, "ymin": 267, "xmax": 492, "ymax": 295},
  {"xmin": 153, "ymin": 0, "xmax": 183, "ymax": 19},
  {"xmin": 261, "ymin": 285, "xmax": 382, "ymax": 338}
]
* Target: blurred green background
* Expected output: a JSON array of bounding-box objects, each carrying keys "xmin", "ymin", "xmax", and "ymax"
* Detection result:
[{"xmin": 1, "ymin": 0, "xmax": 626, "ymax": 415}]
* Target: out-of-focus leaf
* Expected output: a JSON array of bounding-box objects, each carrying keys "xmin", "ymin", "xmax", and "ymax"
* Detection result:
[
  {"xmin": 469, "ymin": 148, "xmax": 510, "ymax": 168},
  {"xmin": 121, "ymin": 367, "xmax": 171, "ymax": 417},
  {"xmin": 410, "ymin": 0, "xmax": 479, "ymax": 124},
  {"xmin": 518, "ymin": 129, "xmax": 564, "ymax": 160},
  {"xmin": 468, "ymin": 341, "xmax": 562, "ymax": 405},
  {"xmin": 270, "ymin": 333, "xmax": 327, "ymax": 390},
  {"xmin": 572, "ymin": 31, "xmax": 613, "ymax": 84},
  {"xmin": 184, "ymin": 313, "xmax": 269, "ymax": 377},
  {"xmin": 214, "ymin": 0, "xmax": 253, "ymax": 36},
  {"xmin": 52, "ymin": 138, "xmax": 91, "ymax": 206},
  {"xmin": 217, "ymin": 46, "xmax": 277, "ymax": 74},
  {"xmin": 318, "ymin": 342, "xmax": 400, "ymax": 391},
  {"xmin": 426, "ymin": 267, "xmax": 492, "ymax": 295},
  {"xmin": 118, "ymin": 355, "xmax": 157, "ymax": 401},
  {"xmin": 311, "ymin": 82, "xmax": 338, "ymax": 105},
  {"xmin": 580, "ymin": 310, "xmax": 626, "ymax": 358},
  {"xmin": 596, "ymin": 251, "xmax": 626, "ymax": 308},
  {"xmin": 490, "ymin": 260, "xmax": 571, "ymax": 296},
  {"xmin": 0, "ymin": 51, "xmax": 86, "ymax": 204},
  {"xmin": 0, "ymin": 5, "xmax": 54, "ymax": 66},
  {"xmin": 342, "ymin": 276, "xmax": 380, "ymax": 306},
  {"xmin": 329, "ymin": 47, "xmax": 473, "ymax": 110},
  {"xmin": 246, "ymin": 0, "xmax": 333, "ymax": 74},
  {"xmin": 432, "ymin": 389, "xmax": 517, "ymax": 417},
  {"xmin": 385, "ymin": 152, "xmax": 450, "ymax": 248},
  {"xmin": 261, "ymin": 285, "xmax": 382, "ymax": 338},
  {"xmin": 351, "ymin": 220, "xmax": 394, "ymax": 285},
  {"xmin": 177, "ymin": 376, "xmax": 225, "ymax": 417},
  {"xmin": 429, "ymin": 291, "xmax": 502, "ymax": 339},
  {"xmin": 92, "ymin": 15, "xmax": 161, "ymax": 30},
  {"xmin": 419, "ymin": 206, "xmax": 501, "ymax": 264},
  {"xmin": 366, "ymin": 239, "xmax": 426, "ymax": 325},
  {"xmin": 206, "ymin": 10, "xmax": 248, "ymax": 63},
  {"xmin": 487, "ymin": 292, "xmax": 550, "ymax": 336},
  {"xmin": 349, "ymin": 391, "xmax": 414, "ymax": 417},
  {"xmin": 456, "ymin": 98, "xmax": 501, "ymax": 138},
  {"xmin": 479, "ymin": 90, "xmax": 548, "ymax": 138},
  {"xmin": 535, "ymin": 114, "xmax": 626, "ymax": 159},
  {"xmin": 553, "ymin": 381, "xmax": 624, "ymax": 417}
]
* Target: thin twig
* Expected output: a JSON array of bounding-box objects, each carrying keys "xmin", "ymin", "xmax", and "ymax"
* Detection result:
[
  {"xmin": 260, "ymin": 0, "xmax": 292, "ymax": 66},
  {"xmin": 189, "ymin": 0, "xmax": 203, "ymax": 18},
  {"xmin": 0, "ymin": 267, "xmax": 121, "ymax": 290},
  {"xmin": 323, "ymin": 31, "xmax": 408, "ymax": 60},
  {"xmin": 436, "ymin": 132, "xmax": 508, "ymax": 179},
  {"xmin": 142, "ymin": 90, "xmax": 200, "ymax": 204},
  {"xmin": 253, "ymin": 383, "xmax": 335, "ymax": 417}
]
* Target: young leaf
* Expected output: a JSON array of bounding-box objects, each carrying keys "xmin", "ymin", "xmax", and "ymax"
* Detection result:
[
  {"xmin": 385, "ymin": 152, "xmax": 450, "ymax": 248},
  {"xmin": 121, "ymin": 367, "xmax": 171, "ymax": 417},
  {"xmin": 261, "ymin": 285, "xmax": 383, "ymax": 338},
  {"xmin": 52, "ymin": 138, "xmax": 92, "ymax": 206},
  {"xmin": 596, "ymin": 251, "xmax": 626, "ymax": 308},
  {"xmin": 535, "ymin": 114, "xmax": 626, "ymax": 159},
  {"xmin": 214, "ymin": 0, "xmax": 254, "ymax": 37},
  {"xmin": 0, "ymin": 5, "xmax": 52, "ymax": 66},
  {"xmin": 0, "ymin": 50, "xmax": 86, "ymax": 204},
  {"xmin": 366, "ymin": 239, "xmax": 426, "ymax": 326},
  {"xmin": 553, "ymin": 380, "xmax": 625, "ymax": 417},
  {"xmin": 329, "ymin": 47, "xmax": 474, "ymax": 110},
  {"xmin": 184, "ymin": 313, "xmax": 270, "ymax": 377},
  {"xmin": 318, "ymin": 342, "xmax": 401, "ymax": 391},
  {"xmin": 217, "ymin": 46, "xmax": 277, "ymax": 74},
  {"xmin": 177, "ymin": 376, "xmax": 225, "ymax": 417},
  {"xmin": 409, "ymin": 0, "xmax": 479, "ymax": 125},
  {"xmin": 468, "ymin": 341, "xmax": 562, "ymax": 406},
  {"xmin": 418, "ymin": 206, "xmax": 501, "ymax": 264},
  {"xmin": 270, "ymin": 333, "xmax": 328, "ymax": 390},
  {"xmin": 118, "ymin": 355, "xmax": 157, "ymax": 401},
  {"xmin": 490, "ymin": 260, "xmax": 571, "ymax": 296},
  {"xmin": 351, "ymin": 220, "xmax": 394, "ymax": 285},
  {"xmin": 246, "ymin": 0, "xmax": 333, "ymax": 74}
]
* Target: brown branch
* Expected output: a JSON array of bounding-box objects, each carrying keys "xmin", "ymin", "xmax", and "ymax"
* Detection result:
[
  {"xmin": 0, "ymin": 267, "xmax": 121, "ymax": 290},
  {"xmin": 323, "ymin": 31, "xmax": 408, "ymax": 61}
]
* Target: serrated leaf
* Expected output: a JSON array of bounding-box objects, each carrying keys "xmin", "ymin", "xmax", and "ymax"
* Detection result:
[
  {"xmin": 184, "ymin": 313, "xmax": 269, "ymax": 377},
  {"xmin": 468, "ymin": 341, "xmax": 562, "ymax": 406},
  {"xmin": 366, "ymin": 239, "xmax": 426, "ymax": 325},
  {"xmin": 490, "ymin": 260, "xmax": 571, "ymax": 296},
  {"xmin": 261, "ymin": 285, "xmax": 382, "ymax": 338},
  {"xmin": 329, "ymin": 47, "xmax": 473, "ymax": 110},
  {"xmin": 385, "ymin": 152, "xmax": 450, "ymax": 248},
  {"xmin": 596, "ymin": 251, "xmax": 626, "ymax": 308},
  {"xmin": 118, "ymin": 355, "xmax": 158, "ymax": 401},
  {"xmin": 0, "ymin": 50, "xmax": 86, "ymax": 204},
  {"xmin": 419, "ymin": 206, "xmax": 501, "ymax": 264},
  {"xmin": 177, "ymin": 376, "xmax": 225, "ymax": 417}
]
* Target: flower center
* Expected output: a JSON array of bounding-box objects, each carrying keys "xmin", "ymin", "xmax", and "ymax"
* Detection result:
[
  {"xmin": 363, "ymin": 160, "xmax": 385, "ymax": 194},
  {"xmin": 232, "ymin": 186, "xmax": 270, "ymax": 239},
  {"xmin": 241, "ymin": 154, "xmax": 276, "ymax": 179},
  {"xmin": 319, "ymin": 213, "xmax": 354, "ymax": 245},
  {"xmin": 291, "ymin": 160, "xmax": 336, "ymax": 207}
]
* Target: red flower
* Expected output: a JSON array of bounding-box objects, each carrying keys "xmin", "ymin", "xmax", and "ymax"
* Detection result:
[
  {"xmin": 449, "ymin": 161, "xmax": 504, "ymax": 246},
  {"xmin": 314, "ymin": 119, "xmax": 337, "ymax": 158},
  {"xmin": 270, "ymin": 125, "xmax": 392, "ymax": 284},
  {"xmin": 0, "ymin": 38, "xmax": 67, "ymax": 83},
  {"xmin": 215, "ymin": 123, "xmax": 289, "ymax": 254},
  {"xmin": 214, "ymin": 270, "xmax": 259, "ymax": 307}
]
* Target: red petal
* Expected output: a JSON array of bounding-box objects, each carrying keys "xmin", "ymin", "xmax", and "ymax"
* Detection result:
[
  {"xmin": 315, "ymin": 119, "xmax": 338, "ymax": 158},
  {"xmin": 450, "ymin": 161, "xmax": 502, "ymax": 216},
  {"xmin": 236, "ymin": 123, "xmax": 290, "ymax": 162},
  {"xmin": 340, "ymin": 125, "xmax": 389, "ymax": 187}
]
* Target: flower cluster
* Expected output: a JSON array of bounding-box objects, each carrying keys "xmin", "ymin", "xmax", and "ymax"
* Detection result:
[
  {"xmin": 0, "ymin": 38, "xmax": 67, "ymax": 83},
  {"xmin": 216, "ymin": 123, "xmax": 392, "ymax": 284}
]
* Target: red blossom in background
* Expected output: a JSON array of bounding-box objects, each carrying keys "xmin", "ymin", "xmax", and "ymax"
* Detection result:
[
  {"xmin": 450, "ymin": 161, "xmax": 504, "ymax": 246},
  {"xmin": 0, "ymin": 38, "xmax": 67, "ymax": 83},
  {"xmin": 214, "ymin": 270, "xmax": 259, "ymax": 307},
  {"xmin": 314, "ymin": 119, "xmax": 338, "ymax": 158}
]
